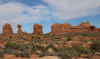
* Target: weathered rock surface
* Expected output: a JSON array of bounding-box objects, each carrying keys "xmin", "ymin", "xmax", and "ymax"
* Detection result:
[
  {"xmin": 2, "ymin": 23, "xmax": 13, "ymax": 34},
  {"xmin": 98, "ymin": 28, "xmax": 100, "ymax": 31},
  {"xmin": 51, "ymin": 22, "xmax": 100, "ymax": 34},
  {"xmin": 17, "ymin": 24, "xmax": 23, "ymax": 34},
  {"xmin": 33, "ymin": 23, "xmax": 43, "ymax": 34}
]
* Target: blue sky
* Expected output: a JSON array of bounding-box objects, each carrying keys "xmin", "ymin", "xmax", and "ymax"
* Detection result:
[{"xmin": 0, "ymin": 0, "xmax": 100, "ymax": 34}]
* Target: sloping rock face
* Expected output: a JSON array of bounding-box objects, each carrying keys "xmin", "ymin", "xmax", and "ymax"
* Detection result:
[
  {"xmin": 33, "ymin": 23, "xmax": 43, "ymax": 34},
  {"xmin": 2, "ymin": 23, "xmax": 13, "ymax": 34},
  {"xmin": 17, "ymin": 24, "xmax": 23, "ymax": 34},
  {"xmin": 51, "ymin": 22, "xmax": 100, "ymax": 34}
]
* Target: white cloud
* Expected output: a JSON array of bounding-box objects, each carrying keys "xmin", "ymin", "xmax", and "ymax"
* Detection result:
[
  {"xmin": 42, "ymin": 0, "xmax": 100, "ymax": 20},
  {"xmin": 0, "ymin": 2, "xmax": 50, "ymax": 33}
]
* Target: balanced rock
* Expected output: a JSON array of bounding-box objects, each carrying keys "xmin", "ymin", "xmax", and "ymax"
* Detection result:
[
  {"xmin": 2, "ymin": 23, "xmax": 13, "ymax": 34},
  {"xmin": 17, "ymin": 24, "xmax": 23, "ymax": 34},
  {"xmin": 33, "ymin": 23, "xmax": 43, "ymax": 34}
]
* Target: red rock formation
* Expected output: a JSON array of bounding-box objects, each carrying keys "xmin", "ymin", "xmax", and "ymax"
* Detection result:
[
  {"xmin": 2, "ymin": 23, "xmax": 13, "ymax": 34},
  {"xmin": 33, "ymin": 23, "xmax": 43, "ymax": 34},
  {"xmin": 51, "ymin": 22, "xmax": 100, "ymax": 34},
  {"xmin": 98, "ymin": 28, "xmax": 100, "ymax": 31},
  {"xmin": 17, "ymin": 24, "xmax": 23, "ymax": 34}
]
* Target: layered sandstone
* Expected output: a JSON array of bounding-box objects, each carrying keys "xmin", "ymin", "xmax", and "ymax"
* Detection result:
[
  {"xmin": 2, "ymin": 23, "xmax": 13, "ymax": 34},
  {"xmin": 51, "ymin": 22, "xmax": 100, "ymax": 34},
  {"xmin": 33, "ymin": 23, "xmax": 43, "ymax": 34},
  {"xmin": 17, "ymin": 24, "xmax": 23, "ymax": 34}
]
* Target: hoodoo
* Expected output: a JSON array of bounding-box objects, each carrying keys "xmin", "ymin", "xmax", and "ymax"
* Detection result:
[
  {"xmin": 17, "ymin": 24, "xmax": 23, "ymax": 34},
  {"xmin": 33, "ymin": 23, "xmax": 43, "ymax": 34},
  {"xmin": 2, "ymin": 23, "xmax": 13, "ymax": 34}
]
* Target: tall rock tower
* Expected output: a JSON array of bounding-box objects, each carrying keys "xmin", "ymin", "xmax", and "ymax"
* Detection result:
[
  {"xmin": 3, "ymin": 23, "xmax": 13, "ymax": 34},
  {"xmin": 33, "ymin": 23, "xmax": 43, "ymax": 34}
]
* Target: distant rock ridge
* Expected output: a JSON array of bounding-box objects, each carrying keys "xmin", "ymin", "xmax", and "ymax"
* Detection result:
[
  {"xmin": 51, "ymin": 22, "xmax": 100, "ymax": 34},
  {"xmin": 2, "ymin": 23, "xmax": 13, "ymax": 34},
  {"xmin": 33, "ymin": 23, "xmax": 43, "ymax": 34},
  {"xmin": 2, "ymin": 22, "xmax": 100, "ymax": 34}
]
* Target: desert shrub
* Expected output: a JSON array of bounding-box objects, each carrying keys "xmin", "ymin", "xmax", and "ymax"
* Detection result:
[
  {"xmin": 72, "ymin": 45, "xmax": 90, "ymax": 54},
  {"xmin": 19, "ymin": 44, "xmax": 26, "ymax": 51},
  {"xmin": 4, "ymin": 49, "xmax": 17, "ymax": 55},
  {"xmin": 68, "ymin": 50, "xmax": 78, "ymax": 59},
  {"xmin": 62, "ymin": 55, "xmax": 71, "ymax": 59},
  {"xmin": 32, "ymin": 45, "xmax": 44, "ymax": 51},
  {"xmin": 9, "ymin": 36, "xmax": 12, "ymax": 39},
  {"xmin": 0, "ymin": 49, "xmax": 4, "ymax": 58},
  {"xmin": 42, "ymin": 44, "xmax": 60, "ymax": 52},
  {"xmin": 39, "ymin": 48, "xmax": 57, "ymax": 57},
  {"xmin": 0, "ymin": 46, "xmax": 1, "ymax": 49},
  {"xmin": 31, "ymin": 36, "xmax": 34, "ymax": 38},
  {"xmin": 91, "ymin": 38, "xmax": 94, "ymax": 41},
  {"xmin": 67, "ymin": 47, "xmax": 72, "ymax": 50},
  {"xmin": 5, "ymin": 42, "xmax": 19, "ymax": 50},
  {"xmin": 83, "ymin": 34, "xmax": 87, "ymax": 36},
  {"xmin": 82, "ymin": 55, "xmax": 90, "ymax": 58},
  {"xmin": 58, "ymin": 52, "xmax": 65, "ymax": 57},
  {"xmin": 38, "ymin": 53, "xmax": 45, "ymax": 57},
  {"xmin": 38, "ymin": 37, "xmax": 40, "ymax": 39},
  {"xmin": 15, "ymin": 52, "xmax": 20, "ymax": 57},
  {"xmin": 90, "ymin": 40, "xmax": 100, "ymax": 52},
  {"xmin": 67, "ymin": 37, "xmax": 72, "ymax": 41},
  {"xmin": 30, "ymin": 49, "xmax": 36, "ymax": 52},
  {"xmin": 20, "ymin": 50, "xmax": 30, "ymax": 58}
]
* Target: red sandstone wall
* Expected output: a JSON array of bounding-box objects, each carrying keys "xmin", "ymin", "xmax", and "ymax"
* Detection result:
[{"xmin": 51, "ymin": 22, "xmax": 100, "ymax": 34}]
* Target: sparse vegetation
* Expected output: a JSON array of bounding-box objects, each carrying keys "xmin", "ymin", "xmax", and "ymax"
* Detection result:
[
  {"xmin": 5, "ymin": 42, "xmax": 19, "ymax": 50},
  {"xmin": 0, "ymin": 49, "xmax": 4, "ymax": 58},
  {"xmin": 90, "ymin": 40, "xmax": 100, "ymax": 52},
  {"xmin": 0, "ymin": 32, "xmax": 100, "ymax": 59}
]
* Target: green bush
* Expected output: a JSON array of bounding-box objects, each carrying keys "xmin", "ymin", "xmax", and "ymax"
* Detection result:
[
  {"xmin": 38, "ymin": 53, "xmax": 45, "ymax": 57},
  {"xmin": 90, "ymin": 40, "xmax": 100, "ymax": 52},
  {"xmin": 14, "ymin": 51, "xmax": 20, "ymax": 57},
  {"xmin": 4, "ymin": 49, "xmax": 17, "ymax": 55},
  {"xmin": 32, "ymin": 45, "xmax": 44, "ymax": 51},
  {"xmin": 5, "ymin": 42, "xmax": 19, "ymax": 50},
  {"xmin": 9, "ymin": 36, "xmax": 12, "ymax": 39},
  {"xmin": 72, "ymin": 45, "xmax": 89, "ymax": 54},
  {"xmin": 42, "ymin": 44, "xmax": 60, "ymax": 52},
  {"xmin": 91, "ymin": 38, "xmax": 94, "ymax": 41},
  {"xmin": 0, "ymin": 49, "xmax": 4, "ymax": 58},
  {"xmin": 67, "ymin": 38, "xmax": 72, "ymax": 41},
  {"xmin": 67, "ymin": 47, "xmax": 72, "ymax": 50},
  {"xmin": 30, "ymin": 49, "xmax": 36, "ymax": 52},
  {"xmin": 31, "ymin": 36, "xmax": 34, "ymax": 38},
  {"xmin": 20, "ymin": 50, "xmax": 30, "ymax": 58},
  {"xmin": 19, "ymin": 44, "xmax": 26, "ymax": 51},
  {"xmin": 82, "ymin": 55, "xmax": 90, "ymax": 58},
  {"xmin": 38, "ymin": 37, "xmax": 40, "ymax": 39}
]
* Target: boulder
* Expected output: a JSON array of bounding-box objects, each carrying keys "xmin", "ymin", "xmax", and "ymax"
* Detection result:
[{"xmin": 2, "ymin": 23, "xmax": 13, "ymax": 34}]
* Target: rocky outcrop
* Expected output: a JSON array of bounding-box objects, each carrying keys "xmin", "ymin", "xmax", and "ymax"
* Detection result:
[
  {"xmin": 17, "ymin": 24, "xmax": 23, "ymax": 34},
  {"xmin": 2, "ymin": 23, "xmax": 13, "ymax": 34},
  {"xmin": 51, "ymin": 22, "xmax": 100, "ymax": 34},
  {"xmin": 98, "ymin": 28, "xmax": 100, "ymax": 31},
  {"xmin": 33, "ymin": 23, "xmax": 43, "ymax": 34}
]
